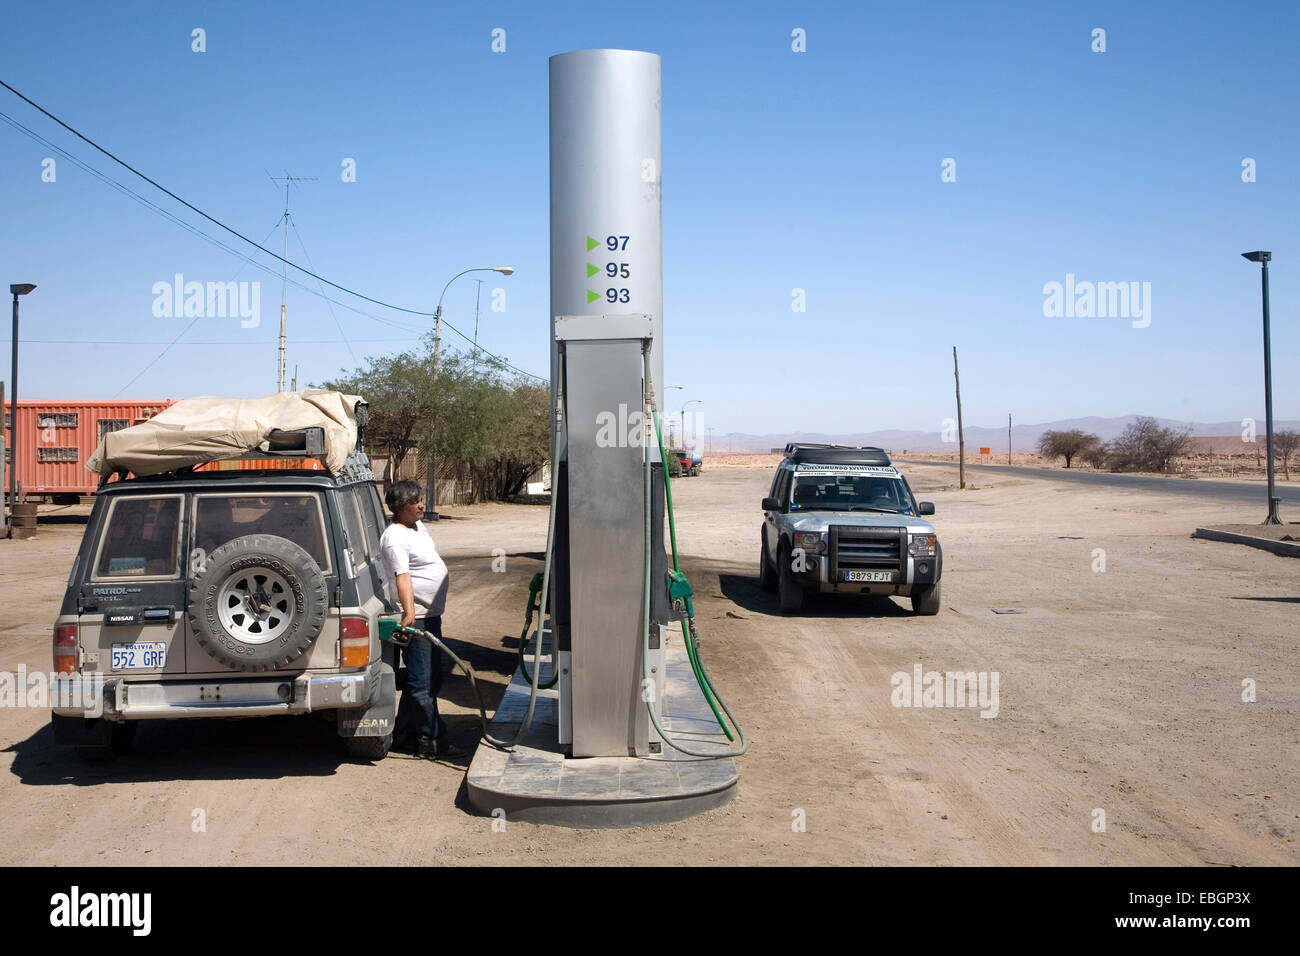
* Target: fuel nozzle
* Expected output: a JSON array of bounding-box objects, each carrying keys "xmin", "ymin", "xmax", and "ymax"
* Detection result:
[{"xmin": 666, "ymin": 569, "xmax": 695, "ymax": 619}]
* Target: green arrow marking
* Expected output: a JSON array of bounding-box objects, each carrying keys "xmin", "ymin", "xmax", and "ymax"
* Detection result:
[
  {"xmin": 587, "ymin": 290, "xmax": 601, "ymax": 303},
  {"xmin": 586, "ymin": 263, "xmax": 599, "ymax": 278},
  {"xmin": 586, "ymin": 236, "xmax": 599, "ymax": 251}
]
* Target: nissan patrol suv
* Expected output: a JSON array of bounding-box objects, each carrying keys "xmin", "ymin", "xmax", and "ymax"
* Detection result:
[
  {"xmin": 50, "ymin": 399, "xmax": 402, "ymax": 761},
  {"xmin": 759, "ymin": 444, "xmax": 942, "ymax": 615}
]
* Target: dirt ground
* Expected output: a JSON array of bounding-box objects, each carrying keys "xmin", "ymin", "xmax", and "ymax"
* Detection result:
[{"xmin": 0, "ymin": 462, "xmax": 1296, "ymax": 865}]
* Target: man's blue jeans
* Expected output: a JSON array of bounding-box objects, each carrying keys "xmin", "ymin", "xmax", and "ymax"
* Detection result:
[{"xmin": 395, "ymin": 612, "xmax": 447, "ymax": 740}]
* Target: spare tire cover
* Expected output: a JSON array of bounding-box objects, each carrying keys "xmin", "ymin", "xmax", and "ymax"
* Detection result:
[{"xmin": 189, "ymin": 534, "xmax": 329, "ymax": 672}]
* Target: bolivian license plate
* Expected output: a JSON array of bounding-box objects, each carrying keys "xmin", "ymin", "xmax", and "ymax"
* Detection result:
[
  {"xmin": 844, "ymin": 570, "xmax": 893, "ymax": 583},
  {"xmin": 111, "ymin": 642, "xmax": 167, "ymax": 670}
]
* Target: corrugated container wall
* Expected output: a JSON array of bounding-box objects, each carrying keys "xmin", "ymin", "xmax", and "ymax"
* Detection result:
[{"xmin": 3, "ymin": 400, "xmax": 176, "ymax": 499}]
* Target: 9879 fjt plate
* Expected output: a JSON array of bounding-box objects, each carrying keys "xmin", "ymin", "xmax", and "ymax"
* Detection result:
[{"xmin": 844, "ymin": 570, "xmax": 893, "ymax": 583}]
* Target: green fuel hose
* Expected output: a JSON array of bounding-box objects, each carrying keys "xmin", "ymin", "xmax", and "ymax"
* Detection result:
[
  {"xmin": 653, "ymin": 403, "xmax": 730, "ymax": 737},
  {"xmin": 641, "ymin": 353, "xmax": 747, "ymax": 758}
]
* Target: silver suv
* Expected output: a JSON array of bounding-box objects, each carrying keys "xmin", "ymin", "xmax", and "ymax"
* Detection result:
[
  {"xmin": 49, "ymin": 435, "xmax": 402, "ymax": 761},
  {"xmin": 759, "ymin": 444, "xmax": 942, "ymax": 615}
]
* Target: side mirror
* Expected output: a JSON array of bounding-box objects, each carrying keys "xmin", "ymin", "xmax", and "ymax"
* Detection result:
[
  {"xmin": 918, "ymin": 502, "xmax": 935, "ymax": 515},
  {"xmin": 762, "ymin": 497, "xmax": 781, "ymax": 512}
]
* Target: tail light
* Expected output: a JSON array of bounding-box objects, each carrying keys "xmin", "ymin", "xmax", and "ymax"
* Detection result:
[
  {"xmin": 340, "ymin": 617, "xmax": 371, "ymax": 668},
  {"xmin": 53, "ymin": 624, "xmax": 78, "ymax": 674}
]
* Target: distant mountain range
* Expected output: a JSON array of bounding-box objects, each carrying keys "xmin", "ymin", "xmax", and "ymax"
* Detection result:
[{"xmin": 704, "ymin": 416, "xmax": 1300, "ymax": 454}]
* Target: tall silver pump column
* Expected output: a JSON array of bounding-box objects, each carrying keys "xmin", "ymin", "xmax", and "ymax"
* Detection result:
[
  {"xmin": 549, "ymin": 49, "xmax": 663, "ymax": 420},
  {"xmin": 550, "ymin": 50, "xmax": 665, "ymax": 757}
]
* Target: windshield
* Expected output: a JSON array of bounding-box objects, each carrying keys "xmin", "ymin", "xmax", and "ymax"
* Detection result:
[{"xmin": 789, "ymin": 474, "xmax": 915, "ymax": 513}]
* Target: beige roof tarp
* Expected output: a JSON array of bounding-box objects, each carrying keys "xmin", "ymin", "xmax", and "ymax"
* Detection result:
[{"xmin": 86, "ymin": 390, "xmax": 365, "ymax": 477}]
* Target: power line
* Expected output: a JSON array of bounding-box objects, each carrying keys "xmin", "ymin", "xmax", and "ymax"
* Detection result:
[
  {"xmin": 1, "ymin": 338, "xmax": 419, "ymax": 346},
  {"xmin": 2, "ymin": 103, "xmax": 539, "ymax": 380},
  {"xmin": 111, "ymin": 218, "xmax": 284, "ymax": 397},
  {"xmin": 0, "ymin": 78, "xmax": 545, "ymax": 383},
  {"xmin": 3, "ymin": 103, "xmax": 527, "ymax": 377},
  {"xmin": 290, "ymin": 215, "xmax": 357, "ymax": 366},
  {"xmin": 0, "ymin": 105, "xmax": 539, "ymax": 380}
]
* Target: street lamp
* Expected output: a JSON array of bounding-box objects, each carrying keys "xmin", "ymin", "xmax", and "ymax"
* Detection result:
[
  {"xmin": 427, "ymin": 266, "xmax": 514, "ymax": 519},
  {"xmin": 1242, "ymin": 251, "xmax": 1281, "ymax": 524},
  {"xmin": 8, "ymin": 284, "xmax": 35, "ymax": 537},
  {"xmin": 662, "ymin": 385, "xmax": 683, "ymax": 441}
]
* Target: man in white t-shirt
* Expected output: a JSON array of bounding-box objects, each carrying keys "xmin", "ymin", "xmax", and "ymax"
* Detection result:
[{"xmin": 380, "ymin": 480, "xmax": 463, "ymax": 759}]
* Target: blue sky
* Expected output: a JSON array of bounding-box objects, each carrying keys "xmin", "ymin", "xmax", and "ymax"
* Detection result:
[{"xmin": 0, "ymin": 0, "xmax": 1295, "ymax": 436}]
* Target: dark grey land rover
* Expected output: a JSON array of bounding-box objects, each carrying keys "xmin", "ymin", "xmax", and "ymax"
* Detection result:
[
  {"xmin": 759, "ymin": 444, "xmax": 943, "ymax": 615},
  {"xmin": 50, "ymin": 400, "xmax": 402, "ymax": 761}
]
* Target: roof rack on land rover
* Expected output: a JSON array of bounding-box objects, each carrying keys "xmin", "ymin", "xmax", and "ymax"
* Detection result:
[{"xmin": 783, "ymin": 443, "xmax": 892, "ymax": 466}]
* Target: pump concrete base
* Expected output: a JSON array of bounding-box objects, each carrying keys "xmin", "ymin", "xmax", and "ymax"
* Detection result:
[{"xmin": 466, "ymin": 629, "xmax": 738, "ymax": 828}]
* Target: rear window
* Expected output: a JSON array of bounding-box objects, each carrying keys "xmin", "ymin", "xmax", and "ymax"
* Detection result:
[
  {"xmin": 193, "ymin": 493, "xmax": 330, "ymax": 572},
  {"xmin": 95, "ymin": 495, "xmax": 182, "ymax": 578}
]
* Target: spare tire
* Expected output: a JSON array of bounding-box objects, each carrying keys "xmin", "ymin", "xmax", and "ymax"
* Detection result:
[{"xmin": 189, "ymin": 534, "xmax": 329, "ymax": 672}]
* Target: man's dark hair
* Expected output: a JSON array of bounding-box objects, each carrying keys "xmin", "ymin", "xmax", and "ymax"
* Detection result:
[{"xmin": 385, "ymin": 480, "xmax": 423, "ymax": 517}]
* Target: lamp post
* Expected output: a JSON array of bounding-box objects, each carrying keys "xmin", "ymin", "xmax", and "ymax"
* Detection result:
[
  {"xmin": 8, "ymin": 283, "xmax": 35, "ymax": 538},
  {"xmin": 1241, "ymin": 251, "xmax": 1281, "ymax": 524},
  {"xmin": 663, "ymin": 384, "xmax": 683, "ymax": 442},
  {"xmin": 426, "ymin": 266, "xmax": 514, "ymax": 519}
]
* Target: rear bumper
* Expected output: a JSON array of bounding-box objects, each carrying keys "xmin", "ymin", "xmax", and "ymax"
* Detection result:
[{"xmin": 51, "ymin": 666, "xmax": 380, "ymax": 721}]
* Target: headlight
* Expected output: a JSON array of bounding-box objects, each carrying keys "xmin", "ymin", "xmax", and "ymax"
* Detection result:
[
  {"xmin": 908, "ymin": 533, "xmax": 936, "ymax": 558},
  {"xmin": 792, "ymin": 532, "xmax": 825, "ymax": 553}
]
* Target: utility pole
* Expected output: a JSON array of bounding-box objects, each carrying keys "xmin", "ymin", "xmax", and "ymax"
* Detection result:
[
  {"xmin": 267, "ymin": 171, "xmax": 317, "ymax": 392},
  {"xmin": 953, "ymin": 346, "xmax": 965, "ymax": 490},
  {"xmin": 9, "ymin": 283, "xmax": 35, "ymax": 530},
  {"xmin": 472, "ymin": 278, "xmax": 484, "ymax": 363},
  {"xmin": 1, "ymin": 381, "xmax": 5, "ymax": 532},
  {"xmin": 1008, "ymin": 413, "xmax": 1012, "ymax": 465}
]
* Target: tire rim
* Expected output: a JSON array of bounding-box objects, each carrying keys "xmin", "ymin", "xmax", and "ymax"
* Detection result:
[{"xmin": 216, "ymin": 567, "xmax": 295, "ymax": 645}]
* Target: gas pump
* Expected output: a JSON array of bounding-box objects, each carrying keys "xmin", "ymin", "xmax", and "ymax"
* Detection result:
[{"xmin": 463, "ymin": 49, "xmax": 743, "ymax": 824}]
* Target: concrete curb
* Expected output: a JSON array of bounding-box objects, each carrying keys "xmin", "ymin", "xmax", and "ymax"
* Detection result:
[{"xmin": 1192, "ymin": 528, "xmax": 1300, "ymax": 559}]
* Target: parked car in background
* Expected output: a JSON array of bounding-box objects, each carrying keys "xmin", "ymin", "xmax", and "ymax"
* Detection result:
[
  {"xmin": 759, "ymin": 443, "xmax": 942, "ymax": 615},
  {"xmin": 668, "ymin": 447, "xmax": 698, "ymax": 477}
]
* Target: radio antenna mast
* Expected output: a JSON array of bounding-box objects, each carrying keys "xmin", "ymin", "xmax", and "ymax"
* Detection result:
[{"xmin": 266, "ymin": 170, "xmax": 318, "ymax": 392}]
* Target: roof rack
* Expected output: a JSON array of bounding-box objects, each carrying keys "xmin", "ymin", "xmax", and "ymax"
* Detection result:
[{"xmin": 783, "ymin": 443, "xmax": 891, "ymax": 466}]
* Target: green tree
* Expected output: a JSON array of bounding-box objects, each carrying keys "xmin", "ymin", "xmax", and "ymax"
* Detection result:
[
  {"xmin": 326, "ymin": 344, "xmax": 549, "ymax": 504},
  {"xmin": 1037, "ymin": 429, "xmax": 1100, "ymax": 468},
  {"xmin": 1275, "ymin": 429, "xmax": 1299, "ymax": 481},
  {"xmin": 322, "ymin": 349, "xmax": 437, "ymax": 483},
  {"xmin": 1107, "ymin": 417, "xmax": 1192, "ymax": 473}
]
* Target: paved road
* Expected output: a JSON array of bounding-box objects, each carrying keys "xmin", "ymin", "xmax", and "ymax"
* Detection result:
[{"xmin": 895, "ymin": 458, "xmax": 1300, "ymax": 509}]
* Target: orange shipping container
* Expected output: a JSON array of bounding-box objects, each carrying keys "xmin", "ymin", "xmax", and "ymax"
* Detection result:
[{"xmin": 4, "ymin": 400, "xmax": 176, "ymax": 501}]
